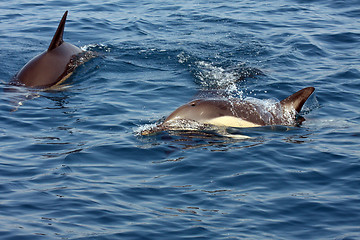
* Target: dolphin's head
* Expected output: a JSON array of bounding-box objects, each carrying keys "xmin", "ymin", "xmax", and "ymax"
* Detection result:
[
  {"xmin": 163, "ymin": 99, "xmax": 233, "ymax": 124},
  {"xmin": 139, "ymin": 99, "xmax": 234, "ymax": 135}
]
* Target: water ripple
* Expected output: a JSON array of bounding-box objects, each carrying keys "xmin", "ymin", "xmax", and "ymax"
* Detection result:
[{"xmin": 1, "ymin": 0, "xmax": 360, "ymax": 239}]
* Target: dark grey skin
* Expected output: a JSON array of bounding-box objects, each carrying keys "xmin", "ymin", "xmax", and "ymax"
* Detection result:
[
  {"xmin": 141, "ymin": 87, "xmax": 315, "ymax": 135},
  {"xmin": 11, "ymin": 11, "xmax": 84, "ymax": 88}
]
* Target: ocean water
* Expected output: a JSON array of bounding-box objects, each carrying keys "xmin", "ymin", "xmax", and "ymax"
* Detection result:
[{"xmin": 1, "ymin": 0, "xmax": 360, "ymax": 239}]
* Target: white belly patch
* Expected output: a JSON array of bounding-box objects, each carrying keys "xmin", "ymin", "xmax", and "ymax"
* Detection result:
[{"xmin": 204, "ymin": 116, "xmax": 261, "ymax": 128}]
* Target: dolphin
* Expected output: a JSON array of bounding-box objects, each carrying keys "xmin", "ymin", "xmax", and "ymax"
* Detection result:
[
  {"xmin": 141, "ymin": 87, "xmax": 315, "ymax": 135},
  {"xmin": 10, "ymin": 11, "xmax": 87, "ymax": 88}
]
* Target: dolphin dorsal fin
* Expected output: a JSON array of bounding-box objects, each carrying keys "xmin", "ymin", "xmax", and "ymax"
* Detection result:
[
  {"xmin": 48, "ymin": 11, "xmax": 68, "ymax": 51},
  {"xmin": 280, "ymin": 87, "xmax": 315, "ymax": 113}
]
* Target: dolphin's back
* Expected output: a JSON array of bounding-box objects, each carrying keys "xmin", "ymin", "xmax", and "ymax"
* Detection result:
[
  {"xmin": 14, "ymin": 42, "xmax": 82, "ymax": 88},
  {"xmin": 11, "ymin": 11, "xmax": 83, "ymax": 88}
]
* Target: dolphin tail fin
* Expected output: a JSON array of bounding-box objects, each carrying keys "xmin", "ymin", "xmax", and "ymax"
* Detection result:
[
  {"xmin": 280, "ymin": 87, "xmax": 315, "ymax": 113},
  {"xmin": 48, "ymin": 11, "xmax": 68, "ymax": 51}
]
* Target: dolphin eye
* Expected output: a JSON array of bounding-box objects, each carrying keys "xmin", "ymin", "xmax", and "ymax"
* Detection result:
[{"xmin": 190, "ymin": 102, "xmax": 196, "ymax": 106}]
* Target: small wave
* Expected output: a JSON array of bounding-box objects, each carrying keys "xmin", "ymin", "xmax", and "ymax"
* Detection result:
[
  {"xmin": 194, "ymin": 60, "xmax": 241, "ymax": 92},
  {"xmin": 137, "ymin": 119, "xmax": 207, "ymax": 136},
  {"xmin": 163, "ymin": 119, "xmax": 207, "ymax": 131},
  {"xmin": 81, "ymin": 43, "xmax": 112, "ymax": 53},
  {"xmin": 68, "ymin": 51, "xmax": 97, "ymax": 70},
  {"xmin": 135, "ymin": 123, "xmax": 160, "ymax": 136},
  {"xmin": 139, "ymin": 119, "xmax": 252, "ymax": 140},
  {"xmin": 177, "ymin": 52, "xmax": 263, "ymax": 95}
]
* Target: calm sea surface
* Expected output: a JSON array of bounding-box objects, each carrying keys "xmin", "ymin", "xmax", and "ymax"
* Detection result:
[{"xmin": 1, "ymin": 0, "xmax": 360, "ymax": 239}]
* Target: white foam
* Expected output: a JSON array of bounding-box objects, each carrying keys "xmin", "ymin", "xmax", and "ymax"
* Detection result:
[
  {"xmin": 245, "ymin": 97, "xmax": 297, "ymax": 125},
  {"xmin": 195, "ymin": 61, "xmax": 240, "ymax": 93},
  {"xmin": 80, "ymin": 43, "xmax": 111, "ymax": 52},
  {"xmin": 134, "ymin": 123, "xmax": 159, "ymax": 136}
]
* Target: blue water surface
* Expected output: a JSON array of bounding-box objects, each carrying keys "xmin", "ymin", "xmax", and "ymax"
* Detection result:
[{"xmin": 1, "ymin": 0, "xmax": 360, "ymax": 239}]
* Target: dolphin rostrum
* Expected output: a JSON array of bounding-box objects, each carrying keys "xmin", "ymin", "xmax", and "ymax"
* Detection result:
[
  {"xmin": 141, "ymin": 87, "xmax": 315, "ymax": 135},
  {"xmin": 11, "ymin": 11, "xmax": 89, "ymax": 88}
]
